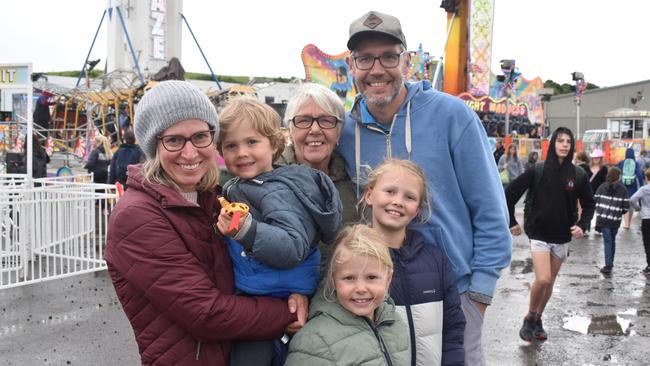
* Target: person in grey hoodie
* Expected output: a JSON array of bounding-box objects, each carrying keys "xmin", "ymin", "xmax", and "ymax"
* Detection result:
[
  {"xmin": 498, "ymin": 143, "xmax": 525, "ymax": 186},
  {"xmin": 524, "ymin": 151, "xmax": 539, "ymax": 171},
  {"xmin": 628, "ymin": 168, "xmax": 650, "ymax": 274}
]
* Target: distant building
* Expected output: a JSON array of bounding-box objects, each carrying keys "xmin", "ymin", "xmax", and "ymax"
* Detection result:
[
  {"xmin": 255, "ymin": 83, "xmax": 301, "ymax": 123},
  {"xmin": 546, "ymin": 79, "xmax": 650, "ymax": 136}
]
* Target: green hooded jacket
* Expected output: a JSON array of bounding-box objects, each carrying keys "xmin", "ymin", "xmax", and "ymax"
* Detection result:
[{"xmin": 285, "ymin": 290, "xmax": 410, "ymax": 366}]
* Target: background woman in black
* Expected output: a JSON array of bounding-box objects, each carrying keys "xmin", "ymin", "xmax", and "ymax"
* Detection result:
[
  {"xmin": 505, "ymin": 127, "xmax": 595, "ymax": 342},
  {"xmin": 84, "ymin": 134, "xmax": 112, "ymax": 184}
]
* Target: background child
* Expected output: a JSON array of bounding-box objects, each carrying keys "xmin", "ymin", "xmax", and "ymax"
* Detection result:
[
  {"xmin": 216, "ymin": 97, "xmax": 342, "ymax": 365},
  {"xmin": 285, "ymin": 225, "xmax": 410, "ymax": 366},
  {"xmin": 629, "ymin": 168, "xmax": 650, "ymax": 275},
  {"xmin": 593, "ymin": 167, "xmax": 629, "ymax": 275},
  {"xmin": 362, "ymin": 159, "xmax": 465, "ymax": 365}
]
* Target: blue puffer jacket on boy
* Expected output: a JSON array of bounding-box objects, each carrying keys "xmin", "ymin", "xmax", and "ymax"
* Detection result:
[
  {"xmin": 389, "ymin": 230, "xmax": 465, "ymax": 366},
  {"xmin": 223, "ymin": 164, "xmax": 342, "ymax": 296}
]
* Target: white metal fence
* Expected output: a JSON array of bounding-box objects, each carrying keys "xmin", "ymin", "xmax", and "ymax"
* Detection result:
[{"xmin": 0, "ymin": 174, "xmax": 117, "ymax": 289}]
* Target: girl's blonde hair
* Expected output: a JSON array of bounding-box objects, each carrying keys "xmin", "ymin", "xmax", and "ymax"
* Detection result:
[
  {"xmin": 94, "ymin": 134, "xmax": 113, "ymax": 160},
  {"xmin": 323, "ymin": 225, "xmax": 393, "ymax": 302},
  {"xmin": 359, "ymin": 159, "xmax": 432, "ymax": 224},
  {"xmin": 217, "ymin": 97, "xmax": 286, "ymax": 162},
  {"xmin": 141, "ymin": 147, "xmax": 220, "ymax": 192}
]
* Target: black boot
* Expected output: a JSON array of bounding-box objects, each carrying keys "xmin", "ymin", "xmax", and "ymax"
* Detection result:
[
  {"xmin": 533, "ymin": 317, "xmax": 548, "ymax": 341},
  {"xmin": 519, "ymin": 317, "xmax": 535, "ymax": 342}
]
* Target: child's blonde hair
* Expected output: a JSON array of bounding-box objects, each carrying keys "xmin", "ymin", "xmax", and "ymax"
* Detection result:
[
  {"xmin": 323, "ymin": 225, "xmax": 393, "ymax": 302},
  {"xmin": 360, "ymin": 159, "xmax": 432, "ymax": 224},
  {"xmin": 94, "ymin": 134, "xmax": 113, "ymax": 159},
  {"xmin": 217, "ymin": 97, "xmax": 286, "ymax": 162}
]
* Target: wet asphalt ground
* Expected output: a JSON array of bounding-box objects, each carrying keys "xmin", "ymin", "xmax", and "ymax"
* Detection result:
[{"xmin": 1, "ymin": 209, "xmax": 649, "ymax": 365}]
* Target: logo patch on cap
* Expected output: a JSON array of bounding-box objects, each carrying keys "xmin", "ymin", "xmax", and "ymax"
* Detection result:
[{"xmin": 363, "ymin": 14, "xmax": 383, "ymax": 29}]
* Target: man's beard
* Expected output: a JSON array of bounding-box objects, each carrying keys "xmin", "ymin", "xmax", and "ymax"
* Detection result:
[{"xmin": 355, "ymin": 75, "xmax": 403, "ymax": 107}]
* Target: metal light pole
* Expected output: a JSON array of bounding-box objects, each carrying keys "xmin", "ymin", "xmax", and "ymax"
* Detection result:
[
  {"xmin": 576, "ymin": 102, "xmax": 581, "ymax": 139},
  {"xmin": 504, "ymin": 88, "xmax": 511, "ymax": 137},
  {"xmin": 538, "ymin": 88, "xmax": 554, "ymax": 138},
  {"xmin": 497, "ymin": 60, "xmax": 519, "ymax": 137},
  {"xmin": 572, "ymin": 72, "xmax": 585, "ymax": 139}
]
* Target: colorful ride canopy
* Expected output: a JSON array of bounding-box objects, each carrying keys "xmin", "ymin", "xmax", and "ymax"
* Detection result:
[
  {"xmin": 301, "ymin": 44, "xmax": 355, "ymax": 110},
  {"xmin": 459, "ymin": 74, "xmax": 545, "ymax": 123}
]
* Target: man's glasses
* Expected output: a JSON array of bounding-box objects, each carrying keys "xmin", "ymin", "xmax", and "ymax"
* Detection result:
[
  {"xmin": 157, "ymin": 130, "xmax": 215, "ymax": 152},
  {"xmin": 352, "ymin": 51, "xmax": 406, "ymax": 71},
  {"xmin": 291, "ymin": 116, "xmax": 340, "ymax": 129}
]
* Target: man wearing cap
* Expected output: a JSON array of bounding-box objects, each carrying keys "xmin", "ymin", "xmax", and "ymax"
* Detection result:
[{"xmin": 337, "ymin": 10, "xmax": 512, "ymax": 365}]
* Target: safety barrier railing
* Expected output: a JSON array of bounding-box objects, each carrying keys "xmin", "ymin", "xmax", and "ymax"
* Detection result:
[{"xmin": 0, "ymin": 174, "xmax": 117, "ymax": 289}]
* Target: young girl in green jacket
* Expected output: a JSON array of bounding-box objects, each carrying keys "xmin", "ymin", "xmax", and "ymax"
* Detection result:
[{"xmin": 285, "ymin": 225, "xmax": 410, "ymax": 365}]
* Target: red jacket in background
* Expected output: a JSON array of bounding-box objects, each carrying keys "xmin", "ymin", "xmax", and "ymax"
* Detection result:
[{"xmin": 105, "ymin": 165, "xmax": 295, "ymax": 365}]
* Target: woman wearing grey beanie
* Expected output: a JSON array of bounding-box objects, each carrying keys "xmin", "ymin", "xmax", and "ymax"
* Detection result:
[{"xmin": 104, "ymin": 80, "xmax": 307, "ymax": 366}]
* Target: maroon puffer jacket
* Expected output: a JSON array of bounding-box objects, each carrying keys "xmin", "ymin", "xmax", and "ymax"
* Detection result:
[{"xmin": 105, "ymin": 165, "xmax": 295, "ymax": 365}]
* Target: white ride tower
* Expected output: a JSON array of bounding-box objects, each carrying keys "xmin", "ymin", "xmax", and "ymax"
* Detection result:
[{"xmin": 106, "ymin": 0, "xmax": 183, "ymax": 77}]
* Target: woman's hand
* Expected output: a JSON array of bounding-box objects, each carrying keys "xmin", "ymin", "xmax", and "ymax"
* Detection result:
[
  {"xmin": 216, "ymin": 208, "xmax": 234, "ymax": 236},
  {"xmin": 285, "ymin": 293, "xmax": 309, "ymax": 334},
  {"xmin": 510, "ymin": 224, "xmax": 522, "ymax": 236}
]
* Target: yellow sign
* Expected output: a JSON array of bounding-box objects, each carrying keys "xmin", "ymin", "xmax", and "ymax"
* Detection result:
[{"xmin": 0, "ymin": 64, "xmax": 30, "ymax": 86}]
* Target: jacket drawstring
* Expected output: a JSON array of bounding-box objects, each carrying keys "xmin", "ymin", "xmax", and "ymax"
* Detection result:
[
  {"xmin": 355, "ymin": 99, "xmax": 412, "ymax": 196},
  {"xmin": 195, "ymin": 341, "xmax": 201, "ymax": 360}
]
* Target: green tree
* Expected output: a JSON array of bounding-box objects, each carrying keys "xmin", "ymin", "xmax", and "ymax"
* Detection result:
[{"xmin": 544, "ymin": 79, "xmax": 599, "ymax": 96}]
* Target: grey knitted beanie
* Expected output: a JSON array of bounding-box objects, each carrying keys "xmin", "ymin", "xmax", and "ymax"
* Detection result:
[{"xmin": 134, "ymin": 80, "xmax": 218, "ymax": 159}]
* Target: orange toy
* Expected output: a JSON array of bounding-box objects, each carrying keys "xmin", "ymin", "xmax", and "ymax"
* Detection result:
[
  {"xmin": 218, "ymin": 197, "xmax": 250, "ymax": 233},
  {"xmin": 115, "ymin": 182, "xmax": 124, "ymax": 198}
]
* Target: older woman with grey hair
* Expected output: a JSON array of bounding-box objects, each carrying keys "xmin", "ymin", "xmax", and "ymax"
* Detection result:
[{"xmin": 279, "ymin": 83, "xmax": 359, "ymax": 225}]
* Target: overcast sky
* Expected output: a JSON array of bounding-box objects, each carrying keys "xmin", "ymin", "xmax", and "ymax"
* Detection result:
[{"xmin": 3, "ymin": 0, "xmax": 649, "ymax": 88}]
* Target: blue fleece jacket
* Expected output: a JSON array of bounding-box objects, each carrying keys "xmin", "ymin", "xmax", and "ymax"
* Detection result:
[{"xmin": 338, "ymin": 81, "xmax": 512, "ymax": 301}]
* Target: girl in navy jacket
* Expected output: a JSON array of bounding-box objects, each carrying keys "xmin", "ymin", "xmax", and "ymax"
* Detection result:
[{"xmin": 363, "ymin": 159, "xmax": 465, "ymax": 365}]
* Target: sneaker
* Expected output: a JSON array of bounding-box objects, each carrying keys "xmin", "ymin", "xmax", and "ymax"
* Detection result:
[
  {"xmin": 533, "ymin": 318, "xmax": 548, "ymax": 341},
  {"xmin": 600, "ymin": 266, "xmax": 612, "ymax": 275},
  {"xmin": 642, "ymin": 266, "xmax": 650, "ymax": 275},
  {"xmin": 519, "ymin": 318, "xmax": 535, "ymax": 342}
]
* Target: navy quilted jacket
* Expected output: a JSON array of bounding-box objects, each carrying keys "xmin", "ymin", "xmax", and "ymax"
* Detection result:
[{"xmin": 389, "ymin": 230, "xmax": 465, "ymax": 366}]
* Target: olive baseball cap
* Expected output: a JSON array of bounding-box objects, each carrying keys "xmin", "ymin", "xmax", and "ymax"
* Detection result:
[{"xmin": 347, "ymin": 10, "xmax": 407, "ymax": 50}]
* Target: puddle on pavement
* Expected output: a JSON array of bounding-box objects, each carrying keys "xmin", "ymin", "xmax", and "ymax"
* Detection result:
[
  {"xmin": 638, "ymin": 309, "xmax": 650, "ymax": 317},
  {"xmin": 509, "ymin": 258, "xmax": 533, "ymax": 275},
  {"xmin": 563, "ymin": 309, "xmax": 635, "ymax": 336}
]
